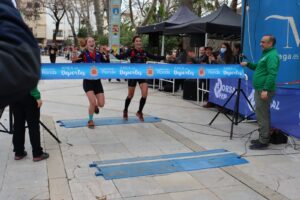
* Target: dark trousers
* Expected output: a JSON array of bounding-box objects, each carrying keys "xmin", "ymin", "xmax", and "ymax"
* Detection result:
[
  {"xmin": 50, "ymin": 55, "xmax": 56, "ymax": 63},
  {"xmin": 11, "ymin": 95, "xmax": 43, "ymax": 157},
  {"xmin": 254, "ymin": 90, "xmax": 275, "ymax": 144}
]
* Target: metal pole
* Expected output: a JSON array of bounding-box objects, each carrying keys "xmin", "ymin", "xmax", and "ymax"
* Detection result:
[{"xmin": 161, "ymin": 35, "xmax": 165, "ymax": 56}]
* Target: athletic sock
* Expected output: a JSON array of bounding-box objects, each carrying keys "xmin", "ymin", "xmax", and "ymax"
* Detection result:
[
  {"xmin": 138, "ymin": 97, "xmax": 147, "ymax": 113},
  {"xmin": 124, "ymin": 97, "xmax": 132, "ymax": 112},
  {"xmin": 89, "ymin": 114, "xmax": 93, "ymax": 121}
]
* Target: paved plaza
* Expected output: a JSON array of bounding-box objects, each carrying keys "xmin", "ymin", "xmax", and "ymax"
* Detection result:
[{"xmin": 1, "ymin": 56, "xmax": 300, "ymax": 200}]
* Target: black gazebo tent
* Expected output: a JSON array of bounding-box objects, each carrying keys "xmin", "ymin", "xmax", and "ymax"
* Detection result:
[
  {"xmin": 136, "ymin": 5, "xmax": 200, "ymax": 34},
  {"xmin": 164, "ymin": 5, "xmax": 241, "ymax": 36}
]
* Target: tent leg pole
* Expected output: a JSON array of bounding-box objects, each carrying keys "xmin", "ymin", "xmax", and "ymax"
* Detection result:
[
  {"xmin": 161, "ymin": 35, "xmax": 165, "ymax": 57},
  {"xmin": 205, "ymin": 33, "xmax": 208, "ymax": 46}
]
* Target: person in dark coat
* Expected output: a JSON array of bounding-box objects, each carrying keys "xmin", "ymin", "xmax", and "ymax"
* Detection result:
[{"xmin": 0, "ymin": 0, "xmax": 40, "ymax": 108}]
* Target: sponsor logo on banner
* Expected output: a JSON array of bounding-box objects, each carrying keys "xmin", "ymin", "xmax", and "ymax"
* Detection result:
[
  {"xmin": 247, "ymin": 89, "xmax": 280, "ymax": 111},
  {"xmin": 90, "ymin": 66, "xmax": 98, "ymax": 77},
  {"xmin": 173, "ymin": 67, "xmax": 195, "ymax": 77},
  {"xmin": 265, "ymin": 15, "xmax": 300, "ymax": 49},
  {"xmin": 198, "ymin": 67, "xmax": 205, "ymax": 77},
  {"xmin": 42, "ymin": 68, "xmax": 57, "ymax": 76},
  {"xmin": 214, "ymin": 79, "xmax": 236, "ymax": 100},
  {"xmin": 120, "ymin": 67, "xmax": 142, "ymax": 77},
  {"xmin": 156, "ymin": 68, "xmax": 171, "ymax": 75},
  {"xmin": 206, "ymin": 68, "xmax": 221, "ymax": 76},
  {"xmin": 265, "ymin": 15, "xmax": 300, "ymax": 62},
  {"xmin": 147, "ymin": 67, "xmax": 154, "ymax": 77},
  {"xmin": 61, "ymin": 67, "xmax": 85, "ymax": 77},
  {"xmin": 100, "ymin": 68, "xmax": 117, "ymax": 75},
  {"xmin": 247, "ymin": 89, "xmax": 256, "ymax": 111},
  {"xmin": 223, "ymin": 67, "xmax": 243, "ymax": 77},
  {"xmin": 270, "ymin": 100, "xmax": 281, "ymax": 110}
]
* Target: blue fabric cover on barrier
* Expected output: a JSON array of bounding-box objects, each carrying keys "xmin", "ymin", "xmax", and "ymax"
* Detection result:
[
  {"xmin": 209, "ymin": 79, "xmax": 300, "ymax": 138},
  {"xmin": 90, "ymin": 149, "xmax": 248, "ymax": 180},
  {"xmin": 57, "ymin": 116, "xmax": 161, "ymax": 128}
]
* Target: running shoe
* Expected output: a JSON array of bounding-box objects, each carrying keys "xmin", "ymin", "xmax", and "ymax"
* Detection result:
[
  {"xmin": 123, "ymin": 110, "xmax": 128, "ymax": 120},
  {"xmin": 87, "ymin": 120, "xmax": 95, "ymax": 129},
  {"xmin": 136, "ymin": 111, "xmax": 144, "ymax": 122}
]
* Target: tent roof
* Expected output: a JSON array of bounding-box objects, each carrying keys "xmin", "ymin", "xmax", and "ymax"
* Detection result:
[
  {"xmin": 165, "ymin": 5, "xmax": 241, "ymax": 35},
  {"xmin": 136, "ymin": 5, "xmax": 200, "ymax": 34}
]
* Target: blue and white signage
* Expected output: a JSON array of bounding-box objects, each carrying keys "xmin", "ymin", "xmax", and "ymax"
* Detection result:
[
  {"xmin": 41, "ymin": 63, "xmax": 244, "ymax": 80},
  {"xmin": 243, "ymin": 0, "xmax": 300, "ymax": 88}
]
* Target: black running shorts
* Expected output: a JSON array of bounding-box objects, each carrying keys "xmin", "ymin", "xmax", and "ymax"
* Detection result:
[
  {"xmin": 127, "ymin": 79, "xmax": 147, "ymax": 87},
  {"xmin": 83, "ymin": 79, "xmax": 104, "ymax": 94}
]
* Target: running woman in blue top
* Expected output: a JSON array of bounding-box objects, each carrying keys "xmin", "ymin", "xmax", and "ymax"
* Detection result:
[{"xmin": 76, "ymin": 37, "xmax": 105, "ymax": 128}]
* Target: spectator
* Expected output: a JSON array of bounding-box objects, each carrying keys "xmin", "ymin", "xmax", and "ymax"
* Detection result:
[{"xmin": 217, "ymin": 42, "xmax": 234, "ymax": 64}]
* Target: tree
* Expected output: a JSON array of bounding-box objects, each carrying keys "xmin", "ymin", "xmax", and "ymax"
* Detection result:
[
  {"xmin": 64, "ymin": 1, "xmax": 78, "ymax": 46},
  {"xmin": 73, "ymin": 0, "xmax": 94, "ymax": 36},
  {"xmin": 141, "ymin": 0, "xmax": 158, "ymax": 26},
  {"xmin": 214, "ymin": 0, "xmax": 220, "ymax": 8},
  {"xmin": 93, "ymin": 0, "xmax": 104, "ymax": 36},
  {"xmin": 230, "ymin": 0, "xmax": 238, "ymax": 12},
  {"xmin": 42, "ymin": 0, "xmax": 66, "ymax": 44},
  {"xmin": 181, "ymin": 0, "xmax": 192, "ymax": 10}
]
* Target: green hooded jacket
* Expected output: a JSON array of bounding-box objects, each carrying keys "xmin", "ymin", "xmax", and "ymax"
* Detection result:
[{"xmin": 247, "ymin": 47, "xmax": 280, "ymax": 91}]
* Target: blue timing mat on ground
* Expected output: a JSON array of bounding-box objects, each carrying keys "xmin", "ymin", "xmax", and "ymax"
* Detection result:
[
  {"xmin": 57, "ymin": 116, "xmax": 161, "ymax": 128},
  {"xmin": 89, "ymin": 149, "xmax": 248, "ymax": 180}
]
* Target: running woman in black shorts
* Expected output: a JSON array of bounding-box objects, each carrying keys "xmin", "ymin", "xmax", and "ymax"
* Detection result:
[
  {"xmin": 76, "ymin": 37, "xmax": 105, "ymax": 128},
  {"xmin": 114, "ymin": 36, "xmax": 165, "ymax": 121}
]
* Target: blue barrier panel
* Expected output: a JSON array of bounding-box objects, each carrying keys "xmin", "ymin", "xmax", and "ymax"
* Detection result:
[
  {"xmin": 57, "ymin": 116, "xmax": 161, "ymax": 128},
  {"xmin": 209, "ymin": 78, "xmax": 300, "ymax": 139},
  {"xmin": 41, "ymin": 63, "xmax": 244, "ymax": 79},
  {"xmin": 90, "ymin": 149, "xmax": 248, "ymax": 180}
]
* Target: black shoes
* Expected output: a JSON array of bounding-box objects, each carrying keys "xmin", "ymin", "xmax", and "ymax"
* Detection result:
[
  {"xmin": 136, "ymin": 111, "xmax": 144, "ymax": 122},
  {"xmin": 249, "ymin": 141, "xmax": 269, "ymax": 150},
  {"xmin": 15, "ymin": 151, "xmax": 49, "ymax": 162},
  {"xmin": 14, "ymin": 151, "xmax": 27, "ymax": 160},
  {"xmin": 33, "ymin": 152, "xmax": 49, "ymax": 162},
  {"xmin": 95, "ymin": 106, "xmax": 99, "ymax": 114},
  {"xmin": 123, "ymin": 110, "xmax": 128, "ymax": 120},
  {"xmin": 250, "ymin": 139, "xmax": 260, "ymax": 144}
]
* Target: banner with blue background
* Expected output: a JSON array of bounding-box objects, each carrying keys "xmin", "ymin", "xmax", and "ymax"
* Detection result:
[
  {"xmin": 41, "ymin": 63, "xmax": 244, "ymax": 80},
  {"xmin": 210, "ymin": 0, "xmax": 300, "ymax": 138}
]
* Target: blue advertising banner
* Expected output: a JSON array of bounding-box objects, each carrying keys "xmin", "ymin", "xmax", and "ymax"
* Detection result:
[
  {"xmin": 243, "ymin": 0, "xmax": 300, "ymax": 88},
  {"xmin": 209, "ymin": 79, "xmax": 300, "ymax": 138},
  {"xmin": 209, "ymin": 0, "xmax": 300, "ymax": 139},
  {"xmin": 41, "ymin": 63, "xmax": 244, "ymax": 80}
]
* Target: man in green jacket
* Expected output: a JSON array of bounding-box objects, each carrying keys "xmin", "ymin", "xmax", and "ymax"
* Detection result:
[
  {"xmin": 11, "ymin": 86, "xmax": 49, "ymax": 161},
  {"xmin": 241, "ymin": 35, "xmax": 280, "ymax": 150}
]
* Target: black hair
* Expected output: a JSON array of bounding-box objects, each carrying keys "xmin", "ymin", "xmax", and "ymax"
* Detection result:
[{"xmin": 132, "ymin": 35, "xmax": 141, "ymax": 43}]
